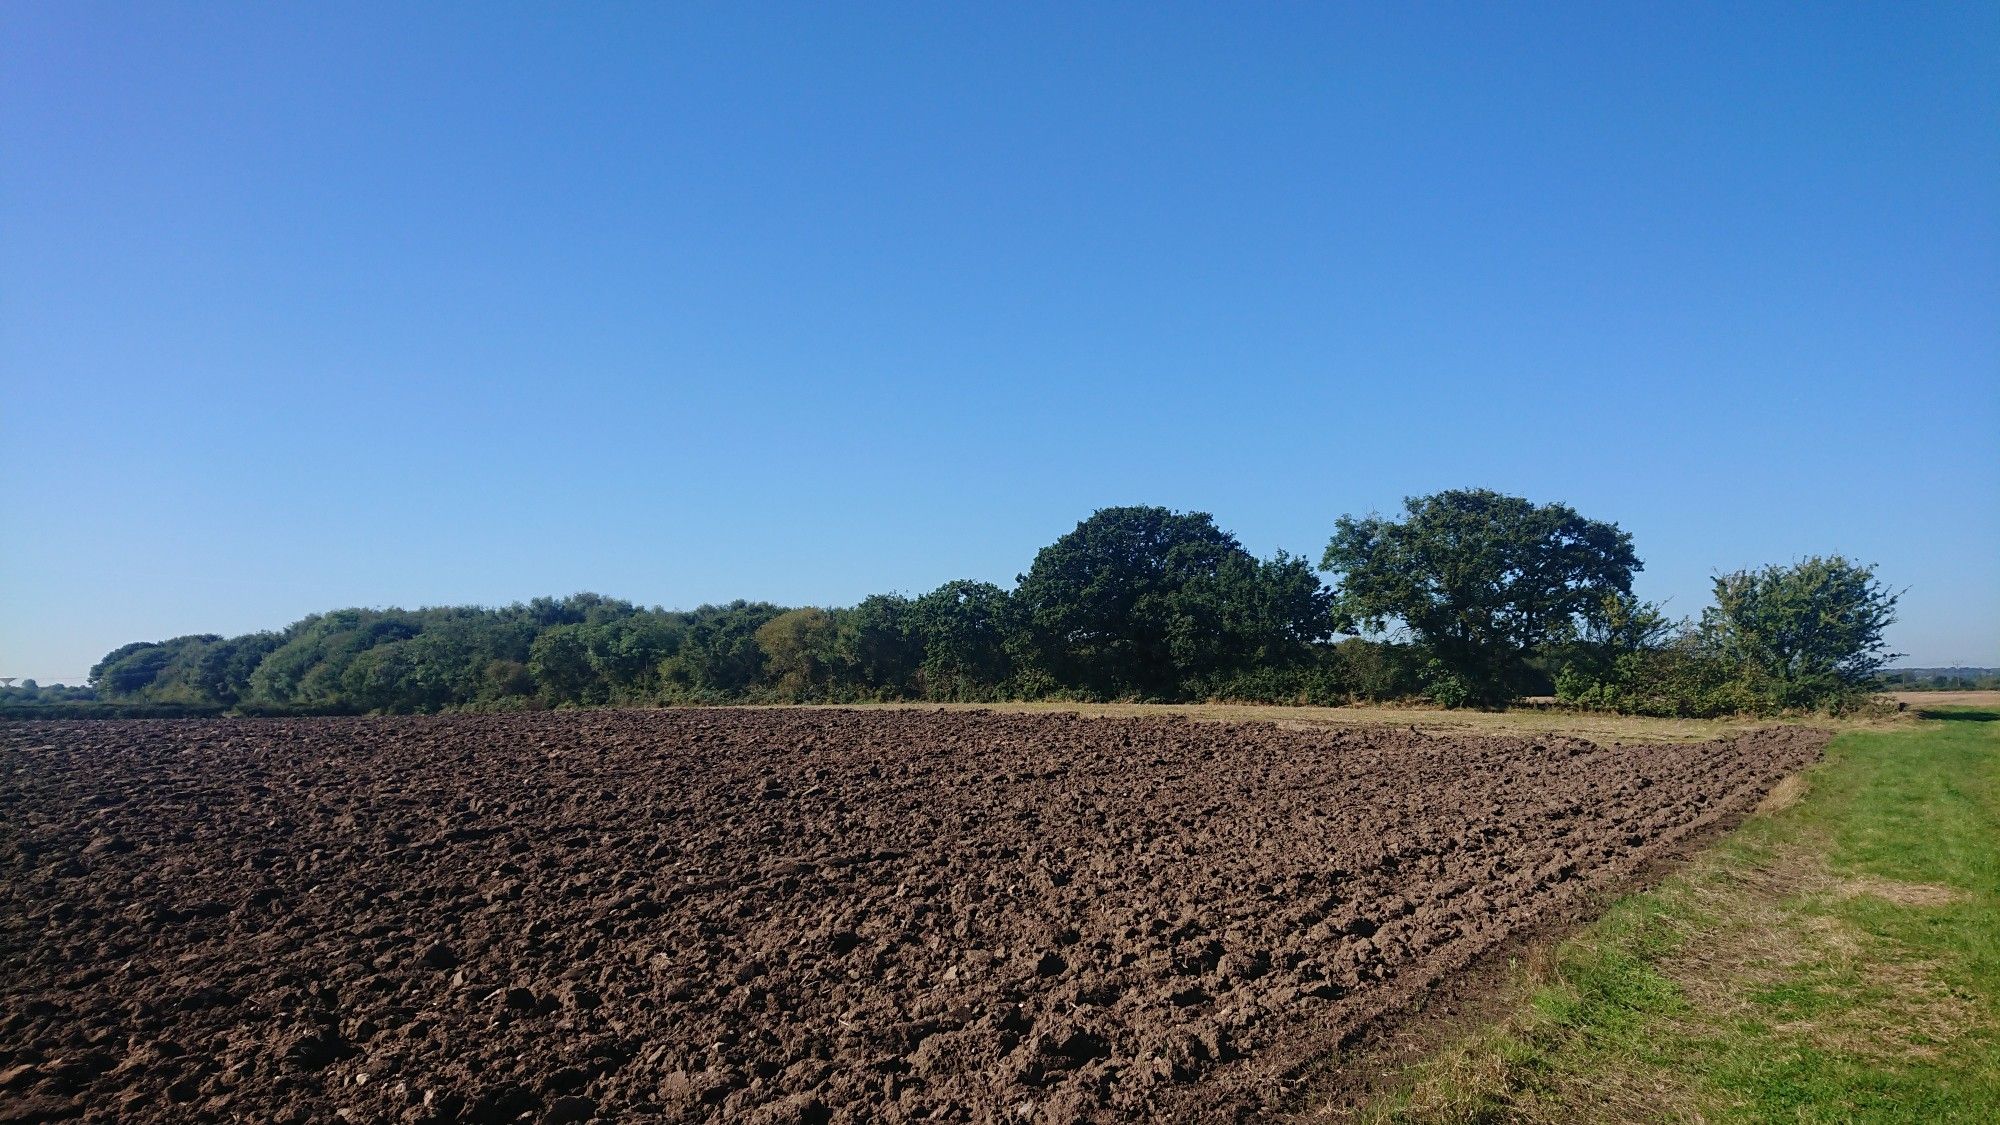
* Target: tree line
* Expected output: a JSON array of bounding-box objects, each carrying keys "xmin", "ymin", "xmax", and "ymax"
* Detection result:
[
  {"xmin": 60, "ymin": 490, "xmax": 1901, "ymax": 718},
  {"xmin": 1873, "ymin": 668, "xmax": 2000, "ymax": 692}
]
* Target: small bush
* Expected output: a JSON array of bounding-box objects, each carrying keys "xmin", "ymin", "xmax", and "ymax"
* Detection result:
[{"xmin": 1423, "ymin": 670, "xmax": 1473, "ymax": 710}]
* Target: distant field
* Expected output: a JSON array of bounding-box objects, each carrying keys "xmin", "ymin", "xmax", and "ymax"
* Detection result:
[{"xmin": 1890, "ymin": 689, "xmax": 2000, "ymax": 710}]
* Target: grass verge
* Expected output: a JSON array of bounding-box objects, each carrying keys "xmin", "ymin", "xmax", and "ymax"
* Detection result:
[{"xmin": 1332, "ymin": 707, "xmax": 2000, "ymax": 1123}]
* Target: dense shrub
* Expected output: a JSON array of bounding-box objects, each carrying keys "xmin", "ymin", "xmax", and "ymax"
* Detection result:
[
  {"xmin": 1555, "ymin": 640, "xmax": 1757, "ymax": 718},
  {"xmin": 1701, "ymin": 556, "xmax": 1899, "ymax": 714}
]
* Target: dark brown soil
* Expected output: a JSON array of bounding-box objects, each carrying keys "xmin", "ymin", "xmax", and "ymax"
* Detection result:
[{"xmin": 0, "ymin": 710, "xmax": 1824, "ymax": 1124}]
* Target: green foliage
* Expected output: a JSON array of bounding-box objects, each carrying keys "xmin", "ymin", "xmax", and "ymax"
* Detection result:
[
  {"xmin": 529, "ymin": 624, "xmax": 604, "ymax": 706},
  {"xmin": 910, "ymin": 580, "xmax": 1015, "ymax": 701},
  {"xmin": 755, "ymin": 608, "xmax": 844, "ymax": 700},
  {"xmin": 583, "ymin": 616, "xmax": 676, "ymax": 700},
  {"xmin": 1421, "ymin": 666, "xmax": 1473, "ymax": 710},
  {"xmin": 1701, "ymin": 556, "xmax": 1900, "ymax": 713},
  {"xmin": 247, "ymin": 610, "xmax": 423, "ymax": 707},
  {"xmin": 0, "ymin": 680, "xmax": 98, "ymax": 707},
  {"xmin": 0, "ymin": 701, "xmax": 224, "ymax": 719},
  {"xmin": 1556, "ymin": 633, "xmax": 1759, "ymax": 718},
  {"xmin": 1016, "ymin": 506, "xmax": 1333, "ymax": 699},
  {"xmin": 1197, "ymin": 650, "xmax": 1356, "ymax": 706},
  {"xmin": 1555, "ymin": 560, "xmax": 1900, "ymax": 718},
  {"xmin": 195, "ymin": 632, "xmax": 285, "ymax": 705},
  {"xmin": 88, "ymin": 641, "xmax": 160, "ymax": 688},
  {"xmin": 87, "ymin": 633, "xmax": 292, "ymax": 706},
  {"xmin": 1014, "ymin": 506, "xmax": 1239, "ymax": 697},
  {"xmin": 90, "ymin": 634, "xmax": 223, "ymax": 699},
  {"xmin": 1550, "ymin": 594, "xmax": 1740, "ymax": 716},
  {"xmin": 1332, "ymin": 637, "xmax": 1424, "ymax": 702},
  {"xmin": 840, "ymin": 594, "xmax": 923, "ymax": 698},
  {"xmin": 485, "ymin": 659, "xmax": 534, "ymax": 698},
  {"xmin": 63, "ymin": 501, "xmax": 1902, "ymax": 721},
  {"xmin": 1323, "ymin": 489, "xmax": 1640, "ymax": 706},
  {"xmin": 94, "ymin": 641, "xmax": 177, "ymax": 696},
  {"xmin": 1876, "ymin": 667, "xmax": 2000, "ymax": 692},
  {"xmin": 658, "ymin": 601, "xmax": 785, "ymax": 700},
  {"xmin": 1168, "ymin": 550, "xmax": 1333, "ymax": 679}
]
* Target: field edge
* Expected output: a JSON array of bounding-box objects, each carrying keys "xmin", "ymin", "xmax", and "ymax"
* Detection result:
[{"xmin": 1315, "ymin": 707, "xmax": 2000, "ymax": 1124}]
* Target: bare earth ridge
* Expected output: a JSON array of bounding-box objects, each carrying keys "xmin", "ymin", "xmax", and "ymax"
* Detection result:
[{"xmin": 0, "ymin": 710, "xmax": 1825, "ymax": 1124}]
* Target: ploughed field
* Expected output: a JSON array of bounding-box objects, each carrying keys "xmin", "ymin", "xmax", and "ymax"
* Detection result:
[{"xmin": 0, "ymin": 711, "xmax": 1825, "ymax": 1124}]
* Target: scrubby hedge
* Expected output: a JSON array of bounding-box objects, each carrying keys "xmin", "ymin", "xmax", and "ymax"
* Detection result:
[
  {"xmin": 35, "ymin": 496, "xmax": 1900, "ymax": 719},
  {"xmin": 0, "ymin": 702, "xmax": 227, "ymax": 720}
]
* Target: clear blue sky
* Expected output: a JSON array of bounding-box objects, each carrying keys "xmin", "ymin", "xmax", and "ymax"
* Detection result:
[{"xmin": 4, "ymin": 3, "xmax": 1996, "ymax": 683}]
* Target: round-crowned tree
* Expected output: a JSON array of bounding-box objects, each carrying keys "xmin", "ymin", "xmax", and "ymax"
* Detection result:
[
  {"xmin": 1321, "ymin": 489, "xmax": 1640, "ymax": 706},
  {"xmin": 1700, "ymin": 555, "xmax": 1899, "ymax": 712},
  {"xmin": 1016, "ymin": 506, "xmax": 1331, "ymax": 699}
]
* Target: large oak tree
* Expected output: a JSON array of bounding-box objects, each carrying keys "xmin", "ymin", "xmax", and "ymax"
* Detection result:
[
  {"xmin": 1016, "ymin": 506, "xmax": 1333, "ymax": 698},
  {"xmin": 1321, "ymin": 489, "xmax": 1640, "ymax": 705}
]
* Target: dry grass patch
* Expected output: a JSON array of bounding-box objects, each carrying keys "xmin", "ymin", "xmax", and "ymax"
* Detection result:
[
  {"xmin": 798, "ymin": 699, "xmax": 1794, "ymax": 745},
  {"xmin": 1660, "ymin": 847, "xmax": 1977, "ymax": 1070},
  {"xmin": 1832, "ymin": 875, "xmax": 1964, "ymax": 908},
  {"xmin": 1887, "ymin": 690, "xmax": 2000, "ymax": 710},
  {"xmin": 1752, "ymin": 772, "xmax": 1808, "ymax": 815}
]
